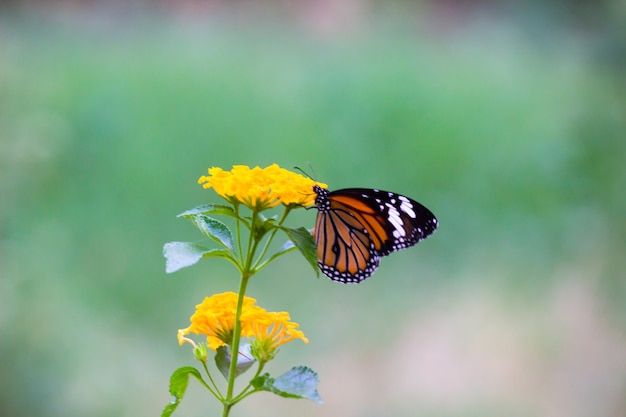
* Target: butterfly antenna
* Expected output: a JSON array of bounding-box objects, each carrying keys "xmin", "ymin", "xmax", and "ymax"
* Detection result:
[
  {"xmin": 307, "ymin": 162, "xmax": 318, "ymax": 181},
  {"xmin": 294, "ymin": 162, "xmax": 318, "ymax": 180},
  {"xmin": 294, "ymin": 164, "xmax": 318, "ymax": 210}
]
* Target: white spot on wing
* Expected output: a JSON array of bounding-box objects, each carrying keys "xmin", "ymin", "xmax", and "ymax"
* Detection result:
[
  {"xmin": 399, "ymin": 196, "xmax": 416, "ymax": 218},
  {"xmin": 386, "ymin": 203, "xmax": 406, "ymax": 237}
]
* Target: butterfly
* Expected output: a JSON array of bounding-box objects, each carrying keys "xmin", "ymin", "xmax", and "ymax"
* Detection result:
[{"xmin": 312, "ymin": 185, "xmax": 437, "ymax": 283}]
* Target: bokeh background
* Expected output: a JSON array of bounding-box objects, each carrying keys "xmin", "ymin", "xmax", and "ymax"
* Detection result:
[{"xmin": 2, "ymin": 1, "xmax": 626, "ymax": 416}]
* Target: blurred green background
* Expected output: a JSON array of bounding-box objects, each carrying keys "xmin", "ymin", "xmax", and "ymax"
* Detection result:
[{"xmin": 2, "ymin": 1, "xmax": 626, "ymax": 416}]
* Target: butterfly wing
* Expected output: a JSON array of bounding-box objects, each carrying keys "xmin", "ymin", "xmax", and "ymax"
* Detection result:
[
  {"xmin": 313, "ymin": 186, "xmax": 438, "ymax": 283},
  {"xmin": 314, "ymin": 197, "xmax": 381, "ymax": 283}
]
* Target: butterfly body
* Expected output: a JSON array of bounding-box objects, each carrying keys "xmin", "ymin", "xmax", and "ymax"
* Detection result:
[{"xmin": 313, "ymin": 185, "xmax": 437, "ymax": 283}]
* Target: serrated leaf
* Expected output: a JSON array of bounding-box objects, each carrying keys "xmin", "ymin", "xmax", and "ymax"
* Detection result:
[
  {"xmin": 281, "ymin": 227, "xmax": 319, "ymax": 277},
  {"xmin": 161, "ymin": 366, "xmax": 204, "ymax": 417},
  {"xmin": 163, "ymin": 242, "xmax": 209, "ymax": 273},
  {"xmin": 178, "ymin": 204, "xmax": 237, "ymax": 218},
  {"xmin": 185, "ymin": 215, "xmax": 234, "ymax": 249},
  {"xmin": 273, "ymin": 366, "xmax": 323, "ymax": 404},
  {"xmin": 215, "ymin": 344, "xmax": 256, "ymax": 379},
  {"xmin": 251, "ymin": 366, "xmax": 323, "ymax": 404},
  {"xmin": 163, "ymin": 242, "xmax": 235, "ymax": 273}
]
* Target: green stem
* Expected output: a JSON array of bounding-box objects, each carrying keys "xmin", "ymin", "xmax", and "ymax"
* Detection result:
[
  {"xmin": 201, "ymin": 361, "xmax": 223, "ymax": 401},
  {"xmin": 243, "ymin": 210, "xmax": 259, "ymax": 268},
  {"xmin": 221, "ymin": 206, "xmax": 288, "ymax": 416},
  {"xmin": 251, "ymin": 206, "xmax": 292, "ymax": 271},
  {"xmin": 229, "ymin": 362, "xmax": 266, "ymax": 405},
  {"xmin": 189, "ymin": 367, "xmax": 220, "ymax": 398},
  {"xmin": 223, "ymin": 209, "xmax": 261, "ymax": 417},
  {"xmin": 222, "ymin": 273, "xmax": 250, "ymax": 417},
  {"xmin": 234, "ymin": 204, "xmax": 244, "ymax": 266}
]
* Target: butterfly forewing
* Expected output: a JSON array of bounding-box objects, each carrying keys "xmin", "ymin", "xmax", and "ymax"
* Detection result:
[
  {"xmin": 313, "ymin": 185, "xmax": 437, "ymax": 283},
  {"xmin": 328, "ymin": 194, "xmax": 389, "ymax": 251},
  {"xmin": 330, "ymin": 188, "xmax": 437, "ymax": 254}
]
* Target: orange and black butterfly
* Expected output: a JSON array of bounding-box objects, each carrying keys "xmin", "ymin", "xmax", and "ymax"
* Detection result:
[{"xmin": 313, "ymin": 185, "xmax": 437, "ymax": 283}]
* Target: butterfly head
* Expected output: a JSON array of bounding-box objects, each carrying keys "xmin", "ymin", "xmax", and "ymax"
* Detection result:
[{"xmin": 313, "ymin": 185, "xmax": 331, "ymax": 212}]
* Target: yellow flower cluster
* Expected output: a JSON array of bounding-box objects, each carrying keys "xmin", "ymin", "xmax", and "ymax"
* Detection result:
[
  {"xmin": 178, "ymin": 292, "xmax": 308, "ymax": 355},
  {"xmin": 198, "ymin": 164, "xmax": 327, "ymax": 210},
  {"xmin": 249, "ymin": 311, "xmax": 310, "ymax": 361}
]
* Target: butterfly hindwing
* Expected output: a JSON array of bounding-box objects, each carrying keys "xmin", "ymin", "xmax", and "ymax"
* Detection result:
[{"xmin": 314, "ymin": 208, "xmax": 380, "ymax": 283}]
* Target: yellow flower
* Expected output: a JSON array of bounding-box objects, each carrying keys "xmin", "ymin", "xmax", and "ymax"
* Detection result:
[
  {"xmin": 178, "ymin": 292, "xmax": 308, "ymax": 359},
  {"xmin": 177, "ymin": 292, "xmax": 266, "ymax": 350},
  {"xmin": 249, "ymin": 311, "xmax": 309, "ymax": 362},
  {"xmin": 198, "ymin": 164, "xmax": 327, "ymax": 210}
]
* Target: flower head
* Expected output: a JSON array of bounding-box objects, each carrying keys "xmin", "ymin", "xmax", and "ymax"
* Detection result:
[
  {"xmin": 198, "ymin": 164, "xmax": 327, "ymax": 211},
  {"xmin": 178, "ymin": 292, "xmax": 308, "ymax": 358},
  {"xmin": 178, "ymin": 292, "xmax": 266, "ymax": 350},
  {"xmin": 249, "ymin": 311, "xmax": 309, "ymax": 362}
]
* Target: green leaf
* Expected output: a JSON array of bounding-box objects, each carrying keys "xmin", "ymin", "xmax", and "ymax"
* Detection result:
[
  {"xmin": 163, "ymin": 242, "xmax": 235, "ymax": 273},
  {"xmin": 215, "ymin": 344, "xmax": 256, "ymax": 379},
  {"xmin": 281, "ymin": 227, "xmax": 319, "ymax": 277},
  {"xmin": 178, "ymin": 204, "xmax": 237, "ymax": 218},
  {"xmin": 251, "ymin": 373, "xmax": 272, "ymax": 390},
  {"xmin": 161, "ymin": 366, "xmax": 204, "ymax": 417},
  {"xmin": 185, "ymin": 215, "xmax": 234, "ymax": 250},
  {"xmin": 163, "ymin": 242, "xmax": 208, "ymax": 273},
  {"xmin": 251, "ymin": 366, "xmax": 323, "ymax": 404}
]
